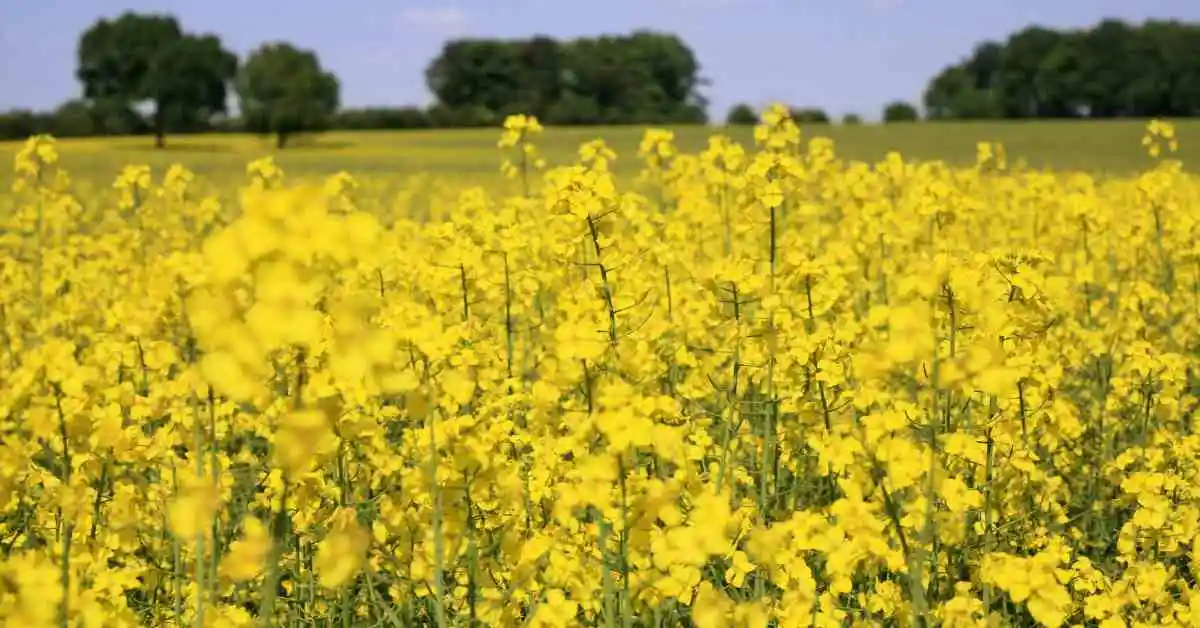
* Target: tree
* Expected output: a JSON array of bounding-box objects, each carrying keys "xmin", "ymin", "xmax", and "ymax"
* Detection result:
[
  {"xmin": 89, "ymin": 98, "xmax": 149, "ymax": 135},
  {"xmin": 51, "ymin": 100, "xmax": 98, "ymax": 137},
  {"xmin": 543, "ymin": 91, "xmax": 601, "ymax": 125},
  {"xmin": 334, "ymin": 107, "xmax": 431, "ymax": 130},
  {"xmin": 923, "ymin": 66, "xmax": 1001, "ymax": 120},
  {"xmin": 993, "ymin": 26, "xmax": 1076, "ymax": 118},
  {"xmin": 426, "ymin": 103, "xmax": 497, "ymax": 128},
  {"xmin": 921, "ymin": 19, "xmax": 1200, "ymax": 119},
  {"xmin": 841, "ymin": 113, "xmax": 863, "ymax": 125},
  {"xmin": 1075, "ymin": 19, "xmax": 1138, "ymax": 117},
  {"xmin": 923, "ymin": 41, "xmax": 1004, "ymax": 120},
  {"xmin": 882, "ymin": 101, "xmax": 920, "ymax": 122},
  {"xmin": 146, "ymin": 35, "xmax": 238, "ymax": 139},
  {"xmin": 0, "ymin": 110, "xmax": 54, "ymax": 140},
  {"xmin": 237, "ymin": 43, "xmax": 340, "ymax": 149},
  {"xmin": 425, "ymin": 40, "xmax": 520, "ymax": 121},
  {"xmin": 621, "ymin": 31, "xmax": 709, "ymax": 122},
  {"xmin": 76, "ymin": 12, "xmax": 236, "ymax": 147},
  {"xmin": 515, "ymin": 36, "xmax": 564, "ymax": 119},
  {"xmin": 726, "ymin": 103, "xmax": 758, "ymax": 125},
  {"xmin": 424, "ymin": 32, "xmax": 708, "ymax": 126},
  {"xmin": 790, "ymin": 107, "xmax": 830, "ymax": 124}
]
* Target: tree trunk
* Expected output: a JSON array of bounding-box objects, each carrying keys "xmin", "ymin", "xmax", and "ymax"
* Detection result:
[
  {"xmin": 153, "ymin": 105, "xmax": 166, "ymax": 148},
  {"xmin": 276, "ymin": 132, "xmax": 288, "ymax": 149}
]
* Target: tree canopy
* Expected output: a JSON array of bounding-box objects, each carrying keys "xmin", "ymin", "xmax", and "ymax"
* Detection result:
[
  {"xmin": 424, "ymin": 32, "xmax": 709, "ymax": 126},
  {"xmin": 883, "ymin": 101, "xmax": 920, "ymax": 122},
  {"xmin": 7, "ymin": 14, "xmax": 1200, "ymax": 143},
  {"xmin": 790, "ymin": 108, "xmax": 831, "ymax": 124},
  {"xmin": 237, "ymin": 43, "xmax": 340, "ymax": 148},
  {"xmin": 76, "ymin": 12, "xmax": 236, "ymax": 146},
  {"xmin": 725, "ymin": 103, "xmax": 758, "ymax": 125},
  {"xmin": 924, "ymin": 19, "xmax": 1200, "ymax": 120}
]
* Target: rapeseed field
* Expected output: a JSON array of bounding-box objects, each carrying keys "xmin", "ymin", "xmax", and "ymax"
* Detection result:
[{"xmin": 2, "ymin": 107, "xmax": 1199, "ymax": 627}]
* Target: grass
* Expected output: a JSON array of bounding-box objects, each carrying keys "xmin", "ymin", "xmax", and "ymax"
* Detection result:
[{"xmin": 0, "ymin": 119, "xmax": 1195, "ymax": 185}]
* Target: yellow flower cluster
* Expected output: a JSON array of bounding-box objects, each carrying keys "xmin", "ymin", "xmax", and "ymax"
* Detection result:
[
  {"xmin": 499, "ymin": 113, "xmax": 546, "ymax": 191},
  {"xmin": 1143, "ymin": 119, "xmax": 1179, "ymax": 158},
  {"xmin": 1, "ymin": 115, "xmax": 1200, "ymax": 627}
]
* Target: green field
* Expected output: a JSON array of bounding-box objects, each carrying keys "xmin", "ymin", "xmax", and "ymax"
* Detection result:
[{"xmin": 1, "ymin": 119, "xmax": 1194, "ymax": 185}]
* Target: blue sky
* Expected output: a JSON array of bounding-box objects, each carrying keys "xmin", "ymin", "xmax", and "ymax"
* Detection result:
[{"xmin": 2, "ymin": 0, "xmax": 1199, "ymax": 120}]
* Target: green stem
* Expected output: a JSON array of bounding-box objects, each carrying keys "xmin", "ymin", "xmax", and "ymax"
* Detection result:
[
  {"xmin": 430, "ymin": 409, "xmax": 448, "ymax": 628},
  {"xmin": 586, "ymin": 214, "xmax": 619, "ymax": 346},
  {"xmin": 55, "ymin": 386, "xmax": 72, "ymax": 628}
]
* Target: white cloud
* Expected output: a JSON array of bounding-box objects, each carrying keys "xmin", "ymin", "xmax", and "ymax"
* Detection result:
[{"xmin": 396, "ymin": 7, "xmax": 472, "ymax": 36}]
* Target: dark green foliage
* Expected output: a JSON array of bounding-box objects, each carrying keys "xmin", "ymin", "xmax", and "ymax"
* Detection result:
[
  {"xmin": 17, "ymin": 13, "xmax": 1196, "ymax": 145},
  {"xmin": 923, "ymin": 19, "xmax": 1200, "ymax": 120},
  {"xmin": 0, "ymin": 100, "xmax": 147, "ymax": 140},
  {"xmin": 75, "ymin": 12, "xmax": 236, "ymax": 147},
  {"xmin": 88, "ymin": 98, "xmax": 150, "ymax": 136},
  {"xmin": 790, "ymin": 107, "xmax": 831, "ymax": 124},
  {"xmin": 48, "ymin": 100, "xmax": 98, "ymax": 138},
  {"xmin": 237, "ymin": 43, "xmax": 340, "ymax": 148},
  {"xmin": 725, "ymin": 103, "xmax": 758, "ymax": 125},
  {"xmin": 147, "ymin": 35, "xmax": 238, "ymax": 140},
  {"xmin": 841, "ymin": 113, "xmax": 863, "ymax": 125},
  {"xmin": 0, "ymin": 110, "xmax": 54, "ymax": 140},
  {"xmin": 208, "ymin": 116, "xmax": 245, "ymax": 134},
  {"xmin": 426, "ymin": 103, "xmax": 497, "ymax": 128},
  {"xmin": 334, "ymin": 107, "xmax": 431, "ymax": 131},
  {"xmin": 424, "ymin": 31, "xmax": 709, "ymax": 126},
  {"xmin": 883, "ymin": 101, "xmax": 920, "ymax": 122}
]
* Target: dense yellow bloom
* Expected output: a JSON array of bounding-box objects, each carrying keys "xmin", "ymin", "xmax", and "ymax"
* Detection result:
[
  {"xmin": 274, "ymin": 408, "xmax": 337, "ymax": 478},
  {"xmin": 498, "ymin": 113, "xmax": 543, "ymax": 148},
  {"xmin": 499, "ymin": 114, "xmax": 546, "ymax": 183},
  {"xmin": 167, "ymin": 482, "xmax": 220, "ymax": 539},
  {"xmin": 3, "ymin": 117, "xmax": 1200, "ymax": 627},
  {"xmin": 12, "ymin": 134, "xmax": 59, "ymax": 177},
  {"xmin": 0, "ymin": 552, "xmax": 62, "ymax": 627},
  {"xmin": 114, "ymin": 164, "xmax": 152, "ymax": 209},
  {"xmin": 314, "ymin": 508, "xmax": 369, "ymax": 589},
  {"xmin": 220, "ymin": 517, "xmax": 272, "ymax": 582}
]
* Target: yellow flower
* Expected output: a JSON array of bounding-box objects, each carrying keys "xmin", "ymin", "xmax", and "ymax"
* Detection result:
[
  {"xmin": 315, "ymin": 508, "xmax": 370, "ymax": 589},
  {"xmin": 199, "ymin": 350, "xmax": 263, "ymax": 403},
  {"xmin": 0, "ymin": 552, "xmax": 62, "ymax": 627},
  {"xmin": 527, "ymin": 588, "xmax": 578, "ymax": 628},
  {"xmin": 691, "ymin": 581, "xmax": 734, "ymax": 628},
  {"xmin": 757, "ymin": 181, "xmax": 784, "ymax": 209},
  {"xmin": 498, "ymin": 113, "xmax": 543, "ymax": 148},
  {"xmin": 168, "ymin": 483, "xmax": 220, "ymax": 540},
  {"xmin": 10, "ymin": 93, "xmax": 1200, "ymax": 628},
  {"xmin": 724, "ymin": 550, "xmax": 756, "ymax": 588},
  {"xmin": 274, "ymin": 408, "xmax": 338, "ymax": 478},
  {"xmin": 220, "ymin": 517, "xmax": 272, "ymax": 582}
]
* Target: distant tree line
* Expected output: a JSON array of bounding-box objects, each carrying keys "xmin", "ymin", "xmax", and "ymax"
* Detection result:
[
  {"xmin": 726, "ymin": 19, "xmax": 1200, "ymax": 125},
  {"xmin": 0, "ymin": 19, "xmax": 709, "ymax": 144},
  {"xmin": 923, "ymin": 19, "xmax": 1200, "ymax": 119},
  {"xmin": 0, "ymin": 105, "xmax": 439, "ymax": 141},
  {"xmin": 0, "ymin": 12, "xmax": 344, "ymax": 147},
  {"xmin": 721, "ymin": 102, "xmax": 914, "ymax": 126},
  {"xmin": 1, "ymin": 14, "xmax": 1197, "ymax": 145},
  {"xmin": 424, "ymin": 33, "xmax": 708, "ymax": 125}
]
